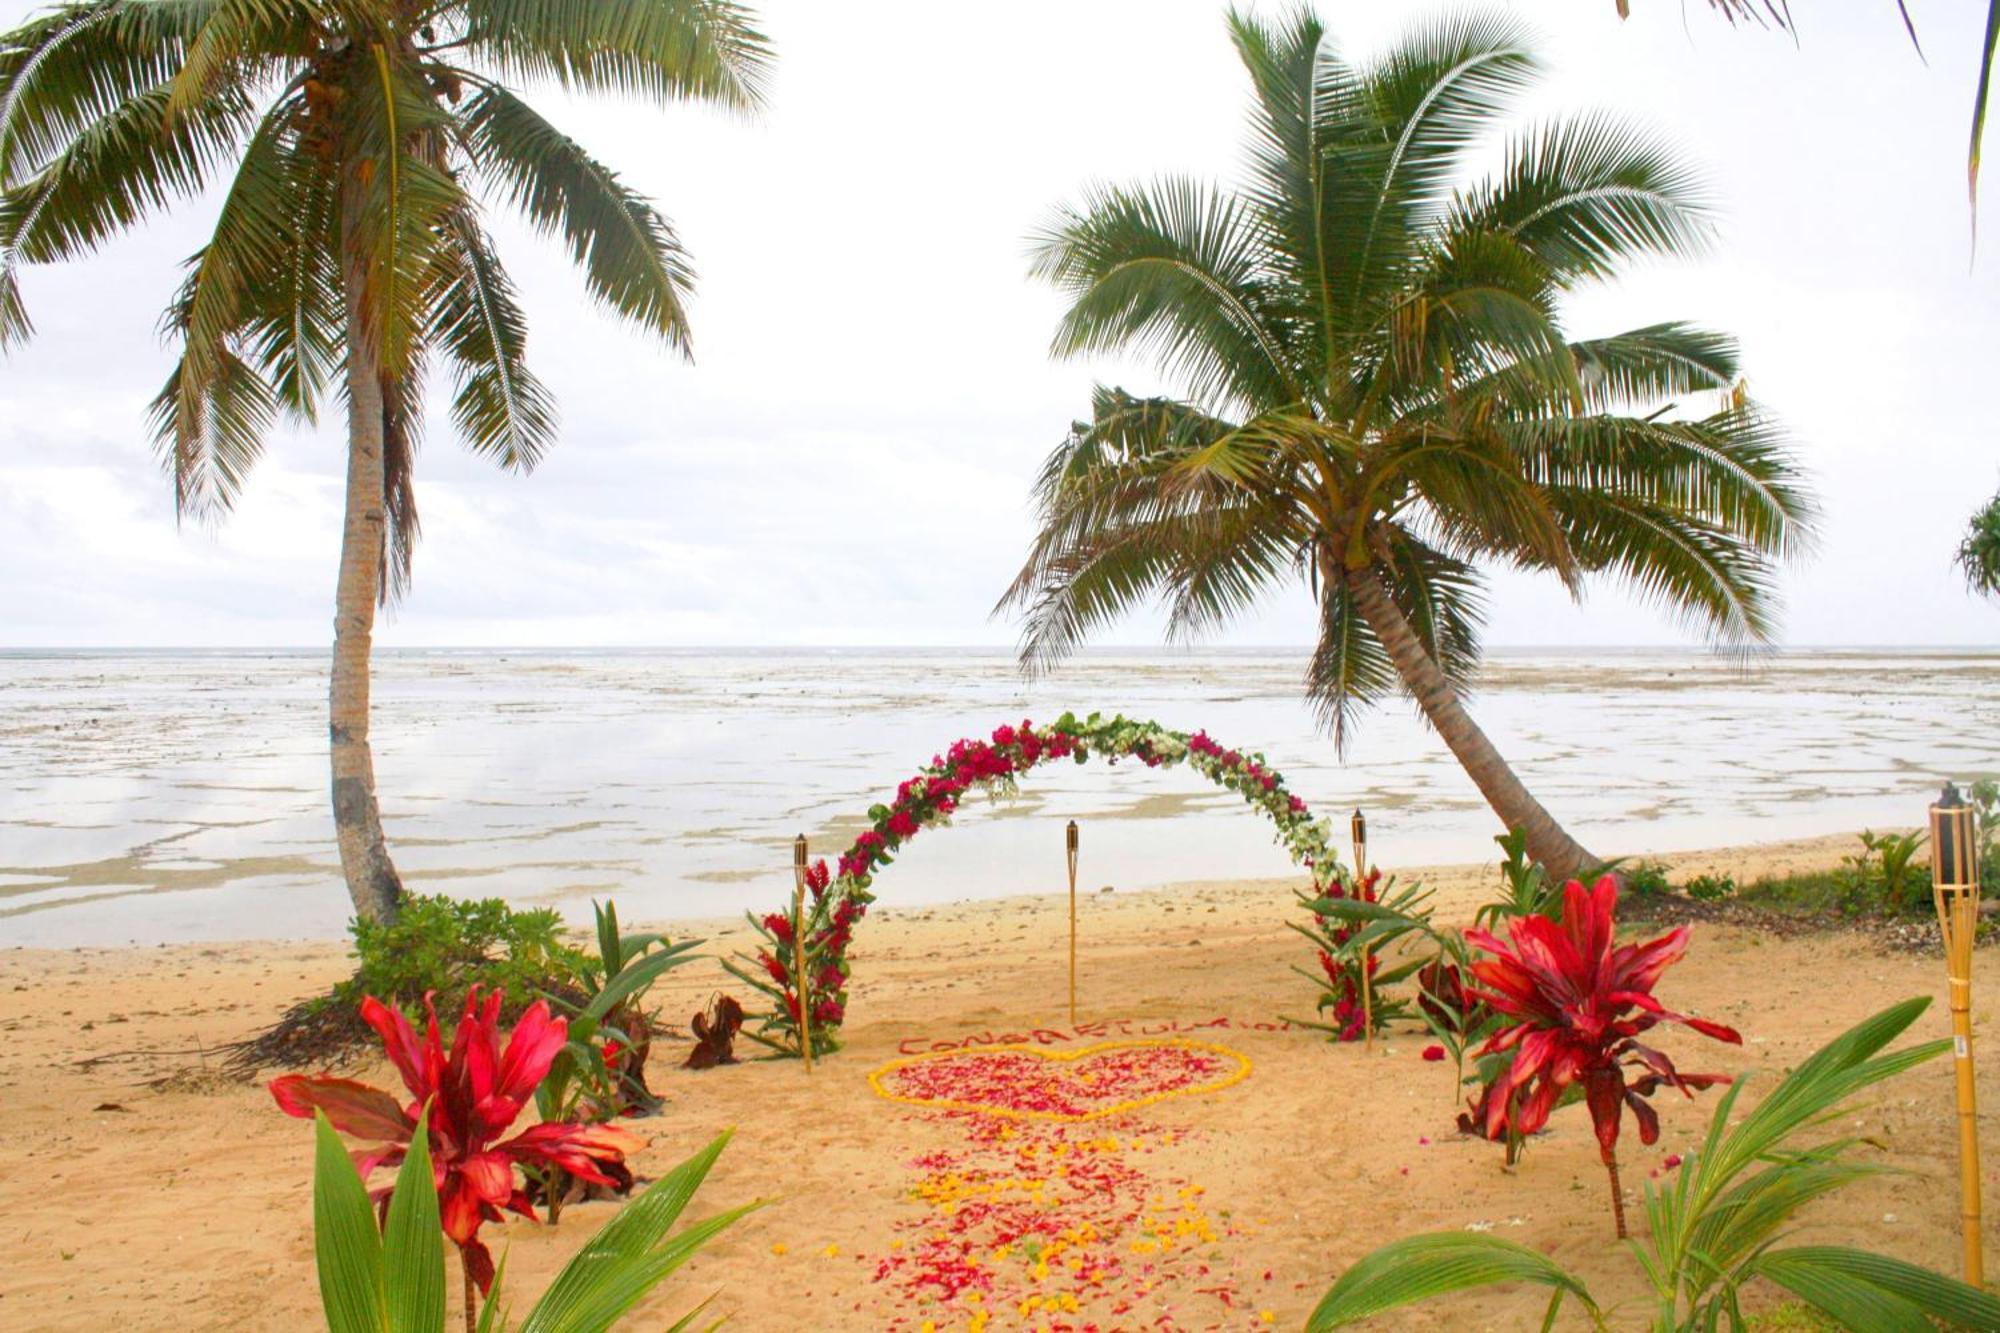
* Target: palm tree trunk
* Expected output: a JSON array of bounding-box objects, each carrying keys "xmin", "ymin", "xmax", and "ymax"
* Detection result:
[
  {"xmin": 329, "ymin": 184, "xmax": 404, "ymax": 924},
  {"xmin": 1347, "ymin": 565, "xmax": 1597, "ymax": 880}
]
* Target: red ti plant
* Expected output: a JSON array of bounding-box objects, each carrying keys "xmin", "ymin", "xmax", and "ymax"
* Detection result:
[
  {"xmin": 1463, "ymin": 876, "xmax": 1741, "ymax": 1237},
  {"xmin": 271, "ymin": 988, "xmax": 640, "ymax": 1317}
]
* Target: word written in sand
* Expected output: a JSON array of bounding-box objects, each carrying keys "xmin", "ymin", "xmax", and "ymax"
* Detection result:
[
  {"xmin": 870, "ymin": 1040, "xmax": 1252, "ymax": 1123},
  {"xmin": 860, "ymin": 1113, "xmax": 1277, "ymax": 1332},
  {"xmin": 895, "ymin": 1015, "xmax": 1293, "ymax": 1057}
]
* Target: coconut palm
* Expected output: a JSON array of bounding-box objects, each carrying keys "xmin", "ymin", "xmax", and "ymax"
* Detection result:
[
  {"xmin": 998, "ymin": 6, "xmax": 1814, "ymax": 878},
  {"xmin": 0, "ymin": 1, "xmax": 770, "ymax": 921}
]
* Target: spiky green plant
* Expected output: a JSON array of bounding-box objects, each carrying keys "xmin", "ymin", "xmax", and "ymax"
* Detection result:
[
  {"xmin": 309, "ymin": 1108, "xmax": 764, "ymax": 1333},
  {"xmin": 999, "ymin": 6, "xmax": 1815, "ymax": 880},
  {"xmin": 0, "ymin": 1, "xmax": 770, "ymax": 923},
  {"xmin": 1957, "ymin": 490, "xmax": 2000, "ymax": 599},
  {"xmin": 1307, "ymin": 997, "xmax": 2000, "ymax": 1332}
]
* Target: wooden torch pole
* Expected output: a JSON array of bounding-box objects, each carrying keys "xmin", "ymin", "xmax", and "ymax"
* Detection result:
[
  {"xmin": 1066, "ymin": 820, "xmax": 1080, "ymax": 1027},
  {"xmin": 1932, "ymin": 785, "xmax": 1983, "ymax": 1284},
  {"xmin": 793, "ymin": 833, "xmax": 813, "ymax": 1074},
  {"xmin": 1352, "ymin": 809, "xmax": 1372, "ymax": 1054}
]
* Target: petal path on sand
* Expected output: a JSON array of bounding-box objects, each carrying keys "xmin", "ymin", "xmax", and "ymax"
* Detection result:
[{"xmin": 852, "ymin": 1040, "xmax": 1276, "ymax": 1332}]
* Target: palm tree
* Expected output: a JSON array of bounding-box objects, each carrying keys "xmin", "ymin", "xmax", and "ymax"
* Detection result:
[
  {"xmin": 999, "ymin": 6, "xmax": 1814, "ymax": 878},
  {"xmin": 1958, "ymin": 489, "xmax": 2000, "ymax": 599},
  {"xmin": 0, "ymin": 1, "xmax": 769, "ymax": 922}
]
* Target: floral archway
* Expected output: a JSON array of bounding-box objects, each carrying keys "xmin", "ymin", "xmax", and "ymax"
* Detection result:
[{"xmin": 722, "ymin": 712, "xmax": 1342, "ymax": 1058}]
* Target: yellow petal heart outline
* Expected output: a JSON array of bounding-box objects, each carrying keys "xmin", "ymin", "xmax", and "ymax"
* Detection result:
[{"xmin": 868, "ymin": 1037, "xmax": 1253, "ymax": 1122}]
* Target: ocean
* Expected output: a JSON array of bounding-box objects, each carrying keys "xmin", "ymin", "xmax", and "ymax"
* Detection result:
[{"xmin": 2, "ymin": 646, "xmax": 1995, "ymax": 947}]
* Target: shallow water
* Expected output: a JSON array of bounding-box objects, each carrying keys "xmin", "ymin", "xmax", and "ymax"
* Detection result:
[{"xmin": 1, "ymin": 646, "xmax": 1994, "ymax": 946}]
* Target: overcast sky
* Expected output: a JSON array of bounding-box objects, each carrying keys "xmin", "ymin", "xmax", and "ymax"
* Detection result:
[{"xmin": 2, "ymin": 0, "xmax": 1995, "ymax": 649}]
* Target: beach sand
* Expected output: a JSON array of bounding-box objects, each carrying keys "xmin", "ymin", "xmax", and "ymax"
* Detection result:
[{"xmin": 1, "ymin": 832, "xmax": 1991, "ymax": 1331}]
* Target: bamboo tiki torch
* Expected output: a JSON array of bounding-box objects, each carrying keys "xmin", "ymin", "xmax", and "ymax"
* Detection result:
[
  {"xmin": 1066, "ymin": 820, "xmax": 1080, "ymax": 1027},
  {"xmin": 1352, "ymin": 809, "xmax": 1373, "ymax": 1053},
  {"xmin": 792, "ymin": 833, "xmax": 814, "ymax": 1074},
  {"xmin": 1931, "ymin": 783, "xmax": 1983, "ymax": 1284}
]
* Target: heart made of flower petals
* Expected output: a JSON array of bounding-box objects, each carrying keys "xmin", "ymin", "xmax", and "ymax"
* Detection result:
[{"xmin": 868, "ymin": 1038, "xmax": 1252, "ymax": 1121}]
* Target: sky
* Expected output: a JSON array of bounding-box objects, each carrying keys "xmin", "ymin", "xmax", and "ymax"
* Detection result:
[{"xmin": 1, "ymin": 0, "xmax": 1995, "ymax": 650}]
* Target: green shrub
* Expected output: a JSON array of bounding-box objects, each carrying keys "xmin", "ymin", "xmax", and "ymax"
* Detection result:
[
  {"xmin": 1621, "ymin": 860, "xmax": 1673, "ymax": 898},
  {"xmin": 1682, "ymin": 872, "xmax": 1736, "ymax": 902},
  {"xmin": 1968, "ymin": 778, "xmax": 2000, "ymax": 894},
  {"xmin": 336, "ymin": 894, "xmax": 589, "ymax": 1022}
]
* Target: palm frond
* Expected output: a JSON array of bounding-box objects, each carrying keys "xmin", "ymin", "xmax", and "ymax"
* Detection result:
[
  {"xmin": 1305, "ymin": 573, "xmax": 1398, "ymax": 751},
  {"xmin": 1511, "ymin": 405, "xmax": 1814, "ymax": 561},
  {"xmin": 461, "ymin": 0, "xmax": 773, "ymax": 114},
  {"xmin": 1545, "ymin": 487, "xmax": 1776, "ymax": 643},
  {"xmin": 1306, "ymin": 1232, "xmax": 1594, "ymax": 1331},
  {"xmin": 381, "ymin": 367, "xmax": 424, "ymax": 603},
  {"xmin": 1450, "ymin": 111, "xmax": 1713, "ymax": 284},
  {"xmin": 458, "ymin": 80, "xmax": 694, "ymax": 351},
  {"xmin": 1, "ymin": 78, "xmax": 254, "ymax": 266},
  {"xmin": 164, "ymin": 0, "xmax": 319, "ymax": 124},
  {"xmin": 1030, "ymin": 176, "xmax": 1303, "ymax": 412},
  {"xmin": 1347, "ymin": 10, "xmax": 1542, "ymax": 308},
  {"xmin": 0, "ymin": 0, "xmax": 209, "ymax": 184},
  {"xmin": 344, "ymin": 42, "xmax": 461, "ymax": 378},
  {"xmin": 428, "ymin": 208, "xmax": 557, "ymax": 470},
  {"xmin": 1382, "ymin": 532, "xmax": 1485, "ymax": 692},
  {"xmin": 1745, "ymin": 1246, "xmax": 2000, "ymax": 1332},
  {"xmin": 1974, "ymin": 0, "xmax": 1999, "ymax": 240},
  {"xmin": 239, "ymin": 138, "xmax": 339, "ymax": 421},
  {"xmin": 1569, "ymin": 321, "xmax": 1737, "ymax": 411},
  {"xmin": 1222, "ymin": 3, "xmax": 1359, "ymax": 381},
  {"xmin": 149, "ymin": 93, "xmax": 304, "ymax": 520}
]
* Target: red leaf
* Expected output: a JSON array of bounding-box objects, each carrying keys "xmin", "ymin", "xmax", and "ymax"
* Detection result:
[{"xmin": 269, "ymin": 1075, "xmax": 413, "ymax": 1142}]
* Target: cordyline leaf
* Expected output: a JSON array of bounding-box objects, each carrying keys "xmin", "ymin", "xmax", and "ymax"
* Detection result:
[{"xmin": 275, "ymin": 1075, "xmax": 414, "ymax": 1141}]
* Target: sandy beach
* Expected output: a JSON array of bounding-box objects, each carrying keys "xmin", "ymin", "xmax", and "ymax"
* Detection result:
[{"xmin": 2, "ymin": 832, "xmax": 1990, "ymax": 1331}]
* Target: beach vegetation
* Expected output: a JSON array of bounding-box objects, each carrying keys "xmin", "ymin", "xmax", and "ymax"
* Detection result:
[
  {"xmin": 345, "ymin": 895, "xmax": 588, "ymax": 1022},
  {"xmin": 0, "ymin": 0, "xmax": 773, "ymax": 925},
  {"xmin": 1620, "ymin": 860, "xmax": 1675, "ymax": 899},
  {"xmin": 307, "ymin": 1103, "xmax": 758, "ymax": 1333},
  {"xmin": 999, "ymin": 7, "xmax": 1815, "ymax": 881},
  {"xmin": 1309, "ymin": 997, "xmax": 2000, "ymax": 1332},
  {"xmin": 1475, "ymin": 826, "xmax": 1564, "ymax": 926},
  {"xmin": 1959, "ymin": 491, "xmax": 2000, "ymax": 598},
  {"xmin": 1291, "ymin": 868, "xmax": 1436, "ymax": 1041},
  {"xmin": 1681, "ymin": 871, "xmax": 1736, "ymax": 902},
  {"xmin": 1847, "ymin": 829, "xmax": 1928, "ymax": 915},
  {"xmin": 274, "ymin": 988, "xmax": 644, "ymax": 1311},
  {"xmin": 528, "ymin": 903, "xmax": 702, "ymax": 1221},
  {"xmin": 1462, "ymin": 876, "xmax": 1740, "ymax": 1236}
]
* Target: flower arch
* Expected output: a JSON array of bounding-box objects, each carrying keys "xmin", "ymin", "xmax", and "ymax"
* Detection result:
[{"xmin": 723, "ymin": 712, "xmax": 1343, "ymax": 1058}]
